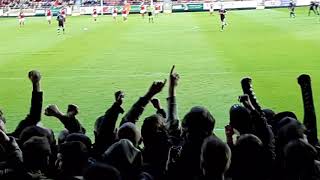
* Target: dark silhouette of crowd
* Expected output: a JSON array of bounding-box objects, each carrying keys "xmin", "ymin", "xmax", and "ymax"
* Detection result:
[{"xmin": 0, "ymin": 67, "xmax": 320, "ymax": 180}]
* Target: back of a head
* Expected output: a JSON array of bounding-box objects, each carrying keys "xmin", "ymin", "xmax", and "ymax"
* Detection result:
[
  {"xmin": 118, "ymin": 122, "xmax": 141, "ymax": 147},
  {"xmin": 20, "ymin": 125, "xmax": 55, "ymax": 146},
  {"xmin": 284, "ymin": 139, "xmax": 318, "ymax": 179},
  {"xmin": 182, "ymin": 106, "xmax": 215, "ymax": 141},
  {"xmin": 201, "ymin": 135, "xmax": 231, "ymax": 177},
  {"xmin": 22, "ymin": 136, "xmax": 51, "ymax": 171},
  {"xmin": 277, "ymin": 119, "xmax": 305, "ymax": 151},
  {"xmin": 102, "ymin": 139, "xmax": 142, "ymax": 180},
  {"xmin": 141, "ymin": 114, "xmax": 168, "ymax": 147},
  {"xmin": 65, "ymin": 133, "xmax": 92, "ymax": 151},
  {"xmin": 271, "ymin": 111, "xmax": 297, "ymax": 133},
  {"xmin": 229, "ymin": 104, "xmax": 251, "ymax": 134},
  {"xmin": 59, "ymin": 141, "xmax": 89, "ymax": 171},
  {"xmin": 84, "ymin": 163, "xmax": 121, "ymax": 180},
  {"xmin": 231, "ymin": 134, "xmax": 265, "ymax": 180}
]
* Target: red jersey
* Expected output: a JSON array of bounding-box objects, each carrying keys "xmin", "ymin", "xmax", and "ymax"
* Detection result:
[
  {"xmin": 141, "ymin": 5, "xmax": 145, "ymax": 10},
  {"xmin": 93, "ymin": 8, "xmax": 97, "ymax": 15},
  {"xmin": 19, "ymin": 12, "xmax": 24, "ymax": 19},
  {"xmin": 47, "ymin": 9, "xmax": 51, "ymax": 16},
  {"xmin": 122, "ymin": 9, "xmax": 127, "ymax": 14},
  {"xmin": 61, "ymin": 9, "xmax": 66, "ymax": 15},
  {"xmin": 113, "ymin": 8, "xmax": 118, "ymax": 13},
  {"xmin": 155, "ymin": 5, "xmax": 160, "ymax": 10}
]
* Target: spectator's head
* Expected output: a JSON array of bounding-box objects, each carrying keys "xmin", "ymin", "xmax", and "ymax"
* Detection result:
[
  {"xmin": 102, "ymin": 139, "xmax": 142, "ymax": 180},
  {"xmin": 141, "ymin": 114, "xmax": 169, "ymax": 147},
  {"xmin": 201, "ymin": 136, "xmax": 231, "ymax": 178},
  {"xmin": 22, "ymin": 136, "xmax": 51, "ymax": 171},
  {"xmin": 19, "ymin": 125, "xmax": 55, "ymax": 147},
  {"xmin": 182, "ymin": 106, "xmax": 215, "ymax": 142},
  {"xmin": 276, "ymin": 118, "xmax": 305, "ymax": 152},
  {"xmin": 65, "ymin": 133, "xmax": 92, "ymax": 152},
  {"xmin": 58, "ymin": 129, "xmax": 70, "ymax": 145},
  {"xmin": 271, "ymin": 111, "xmax": 297, "ymax": 133},
  {"xmin": 229, "ymin": 104, "xmax": 251, "ymax": 134},
  {"xmin": 57, "ymin": 141, "xmax": 89, "ymax": 176},
  {"xmin": 118, "ymin": 122, "xmax": 141, "ymax": 147},
  {"xmin": 284, "ymin": 139, "xmax": 318, "ymax": 180},
  {"xmin": 231, "ymin": 134, "xmax": 265, "ymax": 180},
  {"xmin": 84, "ymin": 163, "xmax": 121, "ymax": 180}
]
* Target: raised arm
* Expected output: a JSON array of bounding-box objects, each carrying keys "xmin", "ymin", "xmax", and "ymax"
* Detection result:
[
  {"xmin": 10, "ymin": 70, "xmax": 43, "ymax": 137},
  {"xmin": 166, "ymin": 65, "xmax": 180, "ymax": 134},
  {"xmin": 45, "ymin": 104, "xmax": 85, "ymax": 134},
  {"xmin": 120, "ymin": 80, "xmax": 166, "ymax": 125},
  {"xmin": 239, "ymin": 94, "xmax": 275, "ymax": 161},
  {"xmin": 94, "ymin": 91, "xmax": 125, "ymax": 155}
]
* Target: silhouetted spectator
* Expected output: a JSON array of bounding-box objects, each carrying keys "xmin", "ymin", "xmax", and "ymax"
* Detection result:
[
  {"xmin": 56, "ymin": 141, "xmax": 89, "ymax": 180},
  {"xmin": 102, "ymin": 139, "xmax": 143, "ymax": 180},
  {"xmin": 22, "ymin": 136, "xmax": 52, "ymax": 179},
  {"xmin": 283, "ymin": 139, "xmax": 320, "ymax": 180},
  {"xmin": 230, "ymin": 134, "xmax": 267, "ymax": 180},
  {"xmin": 200, "ymin": 135, "xmax": 231, "ymax": 180}
]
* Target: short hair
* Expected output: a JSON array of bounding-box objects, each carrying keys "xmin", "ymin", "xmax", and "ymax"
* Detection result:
[
  {"xmin": 20, "ymin": 126, "xmax": 55, "ymax": 146},
  {"xmin": 201, "ymin": 135, "xmax": 231, "ymax": 176},
  {"xmin": 284, "ymin": 139, "xmax": 317, "ymax": 177},
  {"xmin": 118, "ymin": 122, "xmax": 141, "ymax": 147},
  {"xmin": 141, "ymin": 114, "xmax": 166, "ymax": 146},
  {"xmin": 65, "ymin": 133, "xmax": 92, "ymax": 151},
  {"xmin": 182, "ymin": 106, "xmax": 215, "ymax": 136},
  {"xmin": 22, "ymin": 136, "xmax": 51, "ymax": 170},
  {"xmin": 59, "ymin": 141, "xmax": 89, "ymax": 169}
]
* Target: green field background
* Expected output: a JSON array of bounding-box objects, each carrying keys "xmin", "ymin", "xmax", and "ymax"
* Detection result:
[{"xmin": 0, "ymin": 7, "xmax": 320, "ymax": 139}]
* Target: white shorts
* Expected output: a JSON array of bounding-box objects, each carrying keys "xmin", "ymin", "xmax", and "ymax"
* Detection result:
[
  {"xmin": 122, "ymin": 13, "xmax": 127, "ymax": 17},
  {"xmin": 210, "ymin": 9, "xmax": 214, "ymax": 12},
  {"xmin": 62, "ymin": 14, "xmax": 66, "ymax": 18},
  {"xmin": 140, "ymin": 10, "xmax": 146, "ymax": 14},
  {"xmin": 92, "ymin": 14, "xmax": 98, "ymax": 18},
  {"xmin": 46, "ymin": 16, "xmax": 52, "ymax": 20},
  {"xmin": 112, "ymin": 13, "xmax": 117, "ymax": 17},
  {"xmin": 155, "ymin": 10, "xmax": 160, "ymax": 14},
  {"xmin": 19, "ymin": 18, "xmax": 25, "ymax": 23}
]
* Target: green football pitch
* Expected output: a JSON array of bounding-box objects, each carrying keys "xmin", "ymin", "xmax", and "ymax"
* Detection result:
[{"xmin": 0, "ymin": 7, "xmax": 320, "ymax": 139}]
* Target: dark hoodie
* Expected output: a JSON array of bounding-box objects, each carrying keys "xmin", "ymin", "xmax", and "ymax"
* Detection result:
[{"xmin": 103, "ymin": 139, "xmax": 143, "ymax": 180}]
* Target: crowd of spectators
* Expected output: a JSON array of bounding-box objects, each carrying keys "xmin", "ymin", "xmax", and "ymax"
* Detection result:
[{"xmin": 0, "ymin": 67, "xmax": 320, "ymax": 180}]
